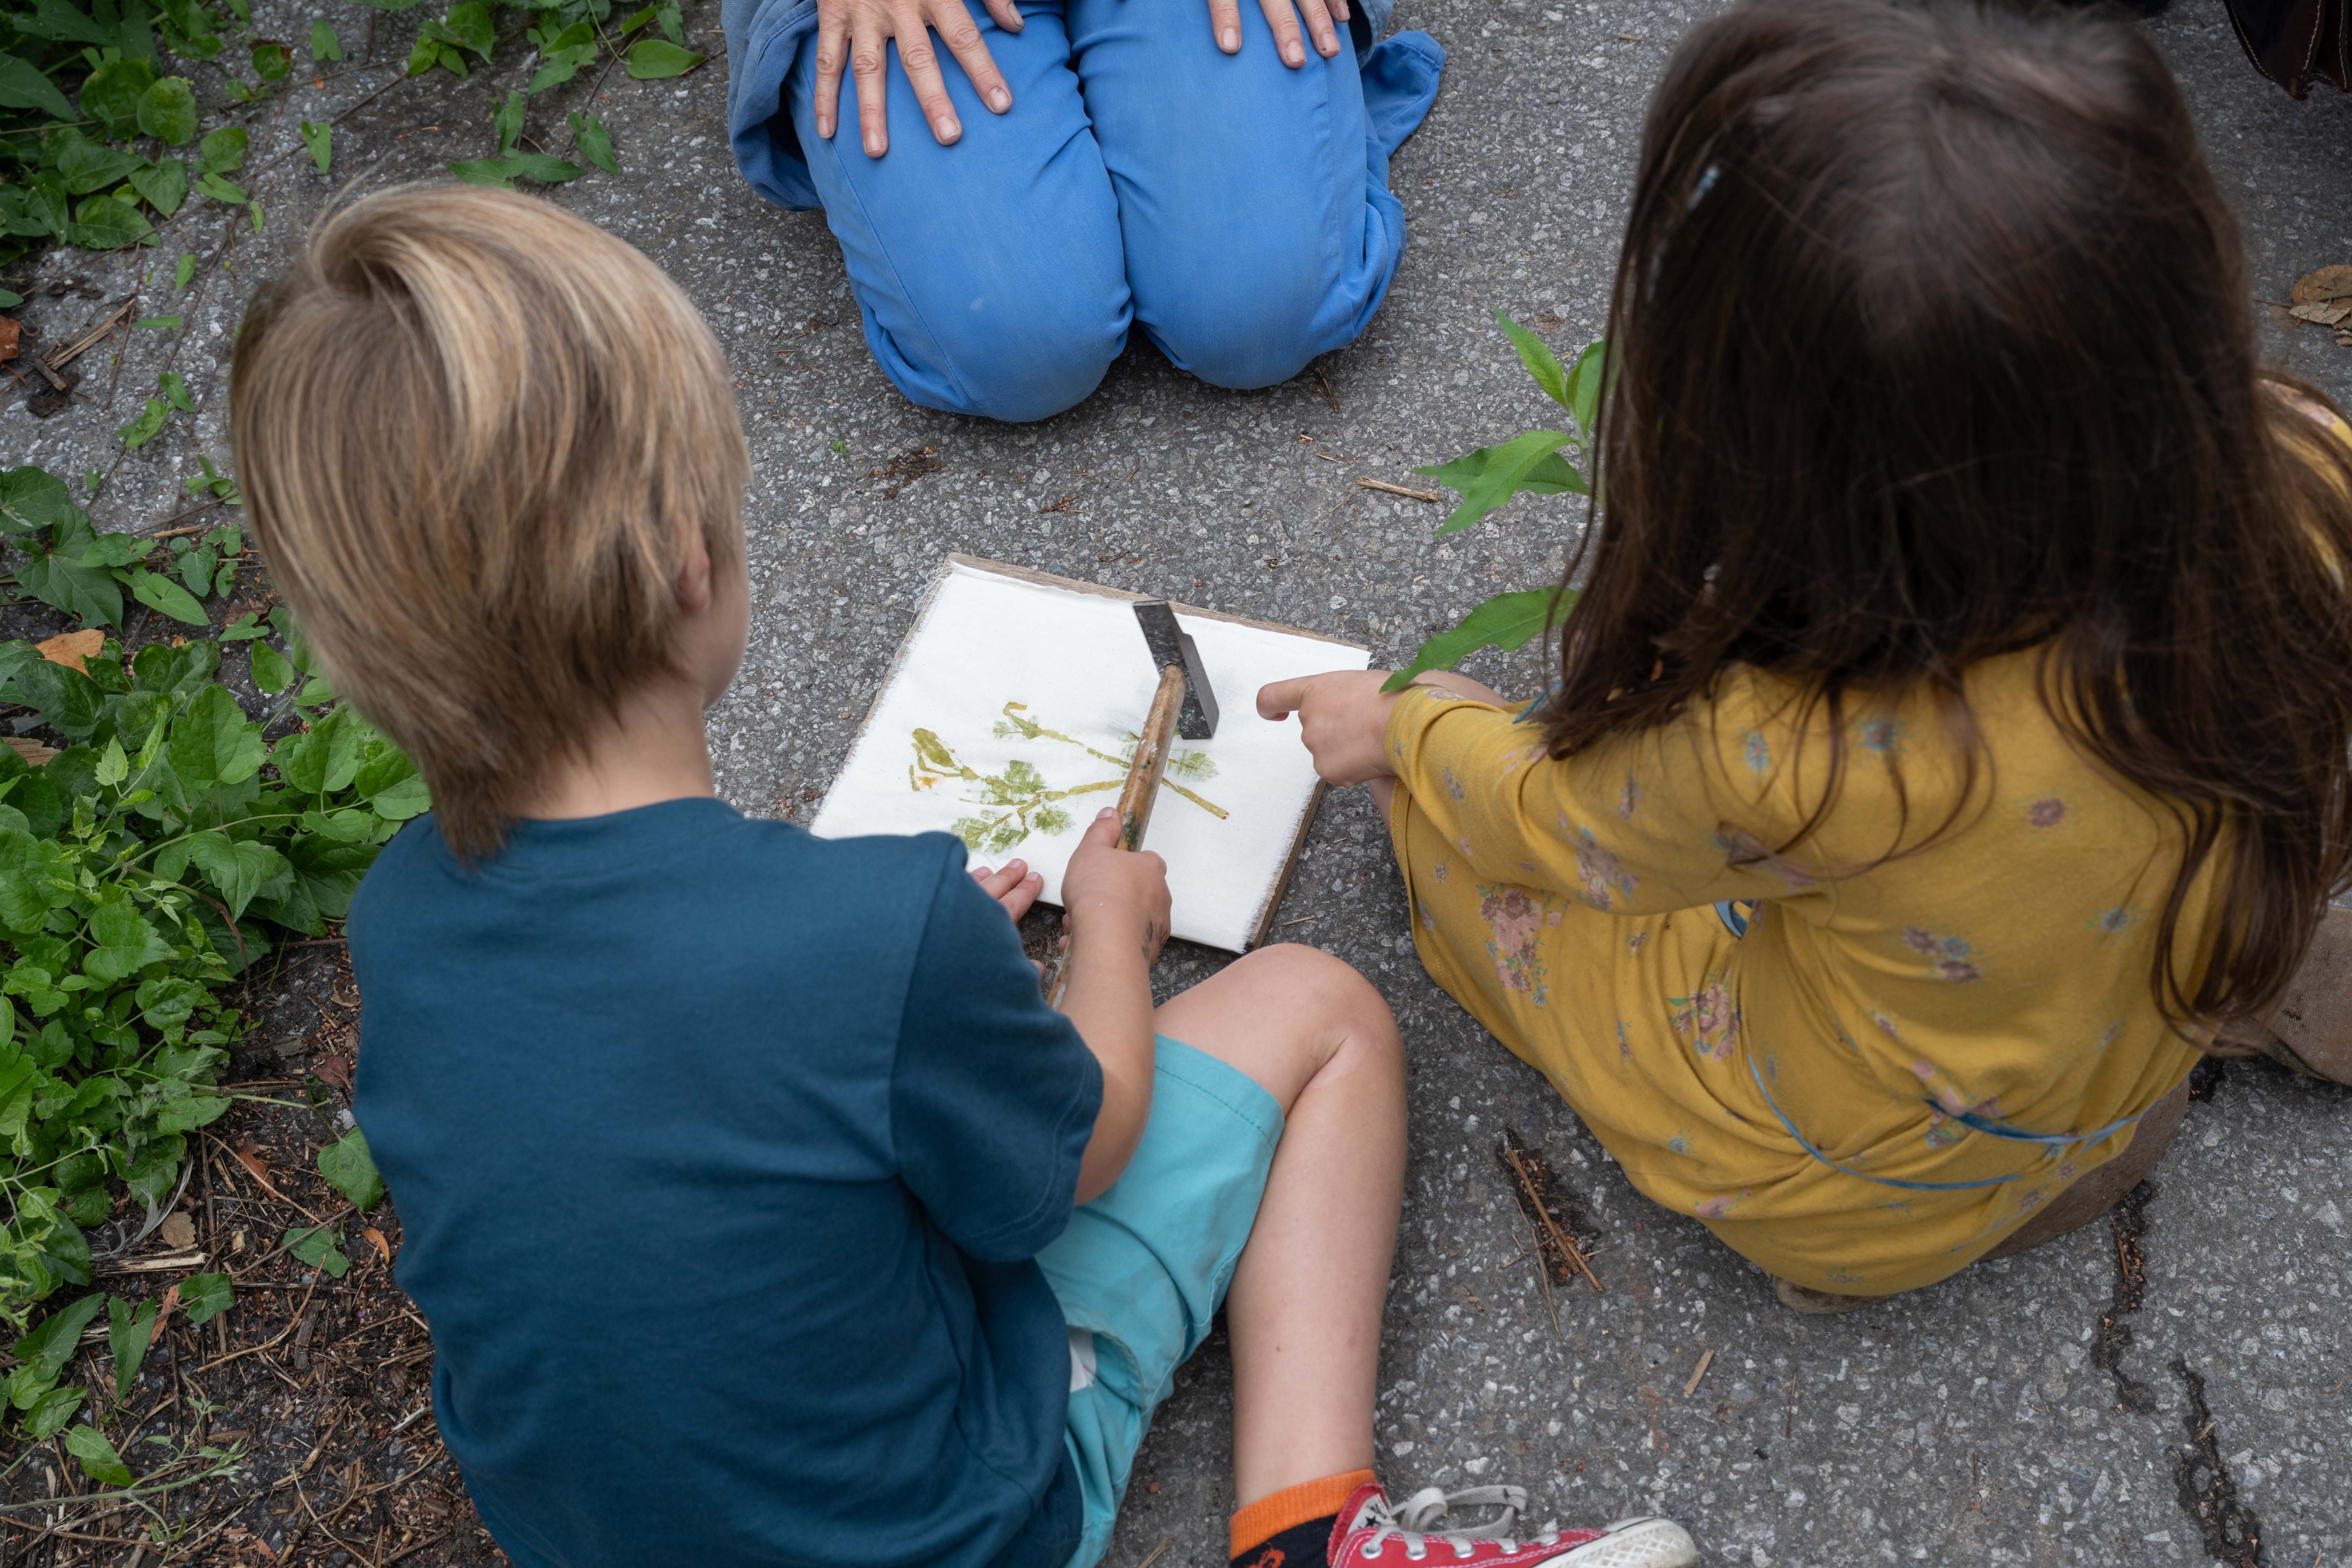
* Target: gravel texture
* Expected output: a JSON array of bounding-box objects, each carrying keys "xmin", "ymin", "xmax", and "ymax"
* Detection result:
[{"xmin": 3, "ymin": 0, "xmax": 2347, "ymax": 1561}]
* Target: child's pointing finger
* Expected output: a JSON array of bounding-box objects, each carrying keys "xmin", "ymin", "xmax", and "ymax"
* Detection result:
[{"xmin": 1257, "ymin": 676, "xmax": 1312, "ymax": 719}]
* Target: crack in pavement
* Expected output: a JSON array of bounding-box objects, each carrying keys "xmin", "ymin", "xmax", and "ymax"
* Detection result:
[
  {"xmin": 2171, "ymin": 1357, "xmax": 2265, "ymax": 1566},
  {"xmin": 2091, "ymin": 1180, "xmax": 2161, "ymax": 1415}
]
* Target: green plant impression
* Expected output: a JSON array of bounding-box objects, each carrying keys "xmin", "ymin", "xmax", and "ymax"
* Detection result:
[
  {"xmin": 1384, "ymin": 312, "xmax": 1606, "ymax": 691},
  {"xmin": 911, "ymin": 702, "xmax": 1227, "ymax": 857}
]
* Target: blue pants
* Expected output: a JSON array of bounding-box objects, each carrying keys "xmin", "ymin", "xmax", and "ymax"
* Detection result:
[{"xmin": 724, "ymin": 0, "xmax": 1445, "ymax": 422}]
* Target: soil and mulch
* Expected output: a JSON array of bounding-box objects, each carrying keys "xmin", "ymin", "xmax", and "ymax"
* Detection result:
[{"xmin": 0, "ymin": 944, "xmax": 503, "ymax": 1568}]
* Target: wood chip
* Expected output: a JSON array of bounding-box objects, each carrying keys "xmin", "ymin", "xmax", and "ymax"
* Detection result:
[
  {"xmin": 1683, "ymin": 1347, "xmax": 1714, "ymax": 1395},
  {"xmin": 97, "ymin": 1250, "xmax": 207, "ymax": 1275},
  {"xmin": 1358, "ymin": 477, "xmax": 1444, "ymax": 503}
]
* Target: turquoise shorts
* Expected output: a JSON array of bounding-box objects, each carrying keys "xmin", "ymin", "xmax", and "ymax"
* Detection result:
[{"xmin": 1038, "ymin": 1036, "xmax": 1285, "ymax": 1568}]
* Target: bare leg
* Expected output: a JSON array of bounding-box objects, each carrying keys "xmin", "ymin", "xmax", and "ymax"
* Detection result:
[{"xmin": 1152, "ymin": 945, "xmax": 1407, "ymax": 1508}]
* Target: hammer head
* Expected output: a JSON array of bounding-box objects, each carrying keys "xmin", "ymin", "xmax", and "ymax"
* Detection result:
[{"xmin": 1132, "ymin": 599, "xmax": 1220, "ymax": 741}]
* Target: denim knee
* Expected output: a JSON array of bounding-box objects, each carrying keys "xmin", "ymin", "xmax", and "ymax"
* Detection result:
[
  {"xmin": 1141, "ymin": 269, "xmax": 1339, "ymax": 392},
  {"xmin": 880, "ymin": 275, "xmax": 1129, "ymax": 424}
]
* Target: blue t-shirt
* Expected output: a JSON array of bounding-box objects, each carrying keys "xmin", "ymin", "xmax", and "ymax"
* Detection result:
[{"xmin": 348, "ymin": 799, "xmax": 1102, "ymax": 1568}]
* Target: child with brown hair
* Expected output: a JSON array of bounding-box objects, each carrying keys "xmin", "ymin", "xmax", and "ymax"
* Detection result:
[
  {"xmin": 1266, "ymin": 0, "xmax": 2352, "ymax": 1311},
  {"xmin": 228, "ymin": 186, "xmax": 1698, "ymax": 1568}
]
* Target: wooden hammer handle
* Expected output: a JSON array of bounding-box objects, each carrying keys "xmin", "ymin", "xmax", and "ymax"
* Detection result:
[{"xmin": 1043, "ymin": 664, "xmax": 1189, "ymax": 1010}]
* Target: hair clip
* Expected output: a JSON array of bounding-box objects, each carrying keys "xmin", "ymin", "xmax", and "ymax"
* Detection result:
[{"xmin": 1687, "ymin": 163, "xmax": 1721, "ymax": 213}]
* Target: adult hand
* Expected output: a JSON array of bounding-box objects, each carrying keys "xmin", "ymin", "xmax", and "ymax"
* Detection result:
[
  {"xmin": 970, "ymin": 857, "xmax": 1044, "ymax": 922},
  {"xmin": 1060, "ymin": 808, "xmax": 1172, "ymax": 968},
  {"xmin": 1258, "ymin": 669, "xmax": 1406, "ymax": 786},
  {"xmin": 1207, "ymin": 0, "xmax": 1349, "ymax": 68},
  {"xmin": 812, "ymin": 0, "xmax": 1020, "ymax": 158}
]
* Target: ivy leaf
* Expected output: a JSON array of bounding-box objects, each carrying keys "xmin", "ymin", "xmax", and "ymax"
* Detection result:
[
  {"xmin": 84, "ymin": 901, "xmax": 175, "ymax": 983},
  {"xmin": 170, "ymin": 685, "xmax": 266, "ymax": 793},
  {"xmin": 492, "ymin": 89, "xmax": 525, "ymax": 155},
  {"xmin": 136, "ymin": 77, "xmax": 198, "ymax": 144},
  {"xmin": 52, "ymin": 133, "xmax": 148, "ymax": 196},
  {"xmin": 655, "ymin": 0, "xmax": 684, "ymax": 43},
  {"xmin": 198, "ymin": 125, "xmax": 247, "ymax": 175},
  {"xmin": 1382, "ymin": 589, "xmax": 1580, "ymax": 692},
  {"xmin": 21, "ymin": 1386, "xmax": 84, "ymax": 1440},
  {"xmin": 128, "ymin": 158, "xmax": 188, "ymax": 217},
  {"xmin": 119, "ymin": 398, "xmax": 171, "ymax": 451},
  {"xmin": 183, "ymin": 831, "xmax": 290, "ymax": 918},
  {"xmin": 251, "ymin": 40, "xmax": 292, "ymax": 82},
  {"xmin": 317, "ymin": 1129, "xmax": 384, "ymax": 1212},
  {"xmin": 9, "ymin": 1294, "xmax": 104, "ymax": 1407},
  {"xmin": 74, "ymin": 57, "xmax": 155, "ymax": 133},
  {"xmin": 128, "ymin": 569, "xmax": 209, "ymax": 627},
  {"xmin": 1414, "ymin": 429, "xmax": 1575, "ymax": 536},
  {"xmin": 174, "ymin": 252, "xmax": 196, "ymax": 290},
  {"xmin": 0, "ymin": 54, "xmax": 81, "ymax": 123},
  {"xmin": 63, "ymin": 1424, "xmax": 131, "ymax": 1488},
  {"xmin": 20, "ymin": 0, "xmax": 115, "ymax": 47},
  {"xmin": 106, "ymin": 1294, "xmax": 158, "ymax": 1400},
  {"xmin": 311, "ymin": 18, "xmax": 343, "ymax": 58},
  {"xmin": 626, "ymin": 39, "xmax": 704, "ymax": 77},
  {"xmin": 300, "ymin": 120, "xmax": 331, "ymax": 174},
  {"xmin": 71, "ymin": 198, "xmax": 156, "ymax": 251},
  {"xmin": 441, "ymin": 2, "xmax": 495, "ymax": 56},
  {"xmin": 0, "ymin": 466, "xmax": 75, "ymax": 532},
  {"xmin": 15, "ymin": 531, "xmax": 125, "ymax": 628},
  {"xmin": 158, "ymin": 371, "xmax": 192, "ymax": 411},
  {"xmin": 447, "ymin": 154, "xmax": 583, "ymax": 188},
  {"xmin": 196, "ymin": 172, "xmax": 247, "ymax": 205},
  {"xmin": 567, "ymin": 112, "xmax": 618, "ymax": 174},
  {"xmin": 284, "ymin": 1225, "xmax": 349, "ymax": 1277},
  {"xmin": 247, "ymin": 640, "xmax": 294, "ymax": 695},
  {"xmin": 180, "ymin": 1272, "xmax": 234, "ymax": 1324}
]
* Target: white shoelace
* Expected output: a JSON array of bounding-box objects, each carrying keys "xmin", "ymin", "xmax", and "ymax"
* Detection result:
[{"xmin": 1358, "ymin": 1484, "xmax": 1564, "ymax": 1560}]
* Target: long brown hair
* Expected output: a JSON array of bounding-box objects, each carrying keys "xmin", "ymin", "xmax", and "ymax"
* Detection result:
[{"xmin": 1548, "ymin": 0, "xmax": 2352, "ymax": 1028}]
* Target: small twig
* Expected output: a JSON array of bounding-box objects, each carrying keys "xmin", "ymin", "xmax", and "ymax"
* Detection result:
[
  {"xmin": 1683, "ymin": 1348, "xmax": 1714, "ymax": 1396},
  {"xmin": 381, "ymin": 1528, "xmax": 456, "ymax": 1566},
  {"xmin": 1313, "ymin": 366, "xmax": 1340, "ymax": 413},
  {"xmin": 1133, "ymin": 1541, "xmax": 1172, "ymax": 1568},
  {"xmin": 1358, "ymin": 478, "xmax": 1443, "ymax": 503}
]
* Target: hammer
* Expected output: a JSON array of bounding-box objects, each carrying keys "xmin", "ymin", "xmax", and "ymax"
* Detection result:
[{"xmin": 1044, "ymin": 600, "xmax": 1220, "ymax": 1005}]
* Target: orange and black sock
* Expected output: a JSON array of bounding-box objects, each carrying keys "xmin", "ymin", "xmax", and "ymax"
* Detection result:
[{"xmin": 1229, "ymin": 1470, "xmax": 1377, "ymax": 1568}]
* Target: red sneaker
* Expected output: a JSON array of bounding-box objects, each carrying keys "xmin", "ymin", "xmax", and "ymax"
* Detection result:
[{"xmin": 1328, "ymin": 1482, "xmax": 1698, "ymax": 1567}]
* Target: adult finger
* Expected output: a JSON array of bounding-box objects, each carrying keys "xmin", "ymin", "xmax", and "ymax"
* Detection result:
[
  {"xmin": 927, "ymin": 0, "xmax": 1014, "ymax": 111},
  {"xmin": 850, "ymin": 6, "xmax": 893, "ymax": 155},
  {"xmin": 1257, "ymin": 675, "xmax": 1318, "ymax": 719},
  {"xmin": 979, "ymin": 0, "xmax": 1025, "ymax": 32},
  {"xmin": 1204, "ymin": 0, "xmax": 1243, "ymax": 54},
  {"xmin": 1255, "ymin": 0, "xmax": 1308, "ymax": 67},
  {"xmin": 890, "ymin": 1, "xmax": 966, "ymax": 144},
  {"xmin": 1279, "ymin": 0, "xmax": 1339, "ymax": 58},
  {"xmin": 812, "ymin": 0, "xmax": 851, "ymax": 139}
]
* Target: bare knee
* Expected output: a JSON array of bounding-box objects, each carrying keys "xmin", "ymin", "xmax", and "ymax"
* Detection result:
[{"xmin": 1235, "ymin": 944, "xmax": 1401, "ymax": 1084}]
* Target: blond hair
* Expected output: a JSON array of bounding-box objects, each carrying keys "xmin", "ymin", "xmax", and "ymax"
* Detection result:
[{"xmin": 231, "ymin": 184, "xmax": 748, "ymax": 863}]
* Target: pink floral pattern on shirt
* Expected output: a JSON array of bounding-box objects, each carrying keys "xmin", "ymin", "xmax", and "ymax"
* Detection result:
[
  {"xmin": 1478, "ymin": 884, "xmax": 1563, "ymax": 1004},
  {"xmin": 1667, "ymin": 971, "xmax": 1740, "ymax": 1062}
]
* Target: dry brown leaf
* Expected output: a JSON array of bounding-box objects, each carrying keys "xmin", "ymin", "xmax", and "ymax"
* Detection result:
[
  {"xmin": 313, "ymin": 1050, "xmax": 355, "ymax": 1093},
  {"xmin": 2290, "ymin": 264, "xmax": 2352, "ymax": 305},
  {"xmin": 35, "ymin": 629, "xmax": 104, "ymax": 672},
  {"xmin": 4, "ymin": 738, "xmax": 56, "ymax": 767},
  {"xmin": 363, "ymin": 1226, "xmax": 391, "ymax": 1264},
  {"xmin": 2289, "ymin": 299, "xmax": 2352, "ymax": 326},
  {"xmin": 159, "ymin": 1211, "xmax": 196, "ymax": 1250},
  {"xmin": 152, "ymin": 1282, "xmax": 181, "ymax": 1332},
  {"xmin": 233, "ymin": 1137, "xmax": 289, "ymax": 1201},
  {"xmin": 0, "ymin": 315, "xmax": 18, "ymax": 365}
]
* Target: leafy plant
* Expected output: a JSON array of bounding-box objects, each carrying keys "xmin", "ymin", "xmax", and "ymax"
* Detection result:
[{"xmin": 1385, "ymin": 313, "xmax": 1605, "ymax": 691}]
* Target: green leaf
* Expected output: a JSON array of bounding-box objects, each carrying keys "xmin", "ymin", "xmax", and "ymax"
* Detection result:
[
  {"xmin": 95, "ymin": 738, "xmax": 128, "ymax": 788},
  {"xmin": 441, "ymin": 0, "xmax": 494, "ymax": 55},
  {"xmin": 618, "ymin": 3, "xmax": 656, "ymax": 34},
  {"xmin": 63, "ymin": 1424, "xmax": 131, "ymax": 1487},
  {"xmin": 310, "ymin": 17, "xmax": 343, "ymax": 58},
  {"xmin": 405, "ymin": 33, "xmax": 439, "ymax": 74},
  {"xmin": 1383, "ymin": 588, "xmax": 1580, "ymax": 692},
  {"xmin": 107, "ymin": 1294, "xmax": 158, "ymax": 1400},
  {"xmin": 84, "ymin": 900, "xmax": 175, "ymax": 982},
  {"xmin": 174, "ymin": 252, "xmax": 196, "ymax": 291},
  {"xmin": 51, "ymin": 131, "xmax": 147, "ymax": 196},
  {"xmin": 300, "ymin": 120, "xmax": 331, "ymax": 174},
  {"xmin": 207, "ymin": 178, "xmax": 258, "ymax": 207},
  {"xmin": 367, "ymin": 773, "xmax": 430, "ymax": 821},
  {"xmin": 284, "ymin": 1225, "xmax": 348, "ymax": 1277},
  {"xmin": 169, "ymin": 685, "xmax": 266, "ymax": 794},
  {"xmin": 10, "ymin": 656, "xmax": 107, "ymax": 739},
  {"xmin": 158, "ymin": 371, "xmax": 192, "ymax": 411},
  {"xmin": 71, "ymin": 196, "xmax": 153, "ymax": 252},
  {"xmin": 447, "ymin": 154, "xmax": 584, "ymax": 188},
  {"xmin": 119, "ymin": 398, "xmax": 171, "ymax": 451},
  {"xmin": 250, "ymin": 201, "xmax": 264, "ymax": 234},
  {"xmin": 10, "ymin": 1293, "xmax": 104, "ymax": 1406},
  {"xmin": 626, "ymin": 38, "xmax": 704, "ymax": 77},
  {"xmin": 128, "ymin": 569, "xmax": 209, "ymax": 626},
  {"xmin": 183, "ymin": 830, "xmax": 289, "ymax": 917},
  {"xmin": 247, "ymin": 640, "xmax": 294, "ymax": 694},
  {"xmin": 136, "ymin": 76, "xmax": 198, "ymax": 144},
  {"xmin": 317, "ymin": 1129, "xmax": 384, "ymax": 1211},
  {"xmin": 19, "ymin": 0, "xmax": 115, "ymax": 47},
  {"xmin": 0, "ymin": 54, "xmax": 81, "ymax": 123},
  {"xmin": 181, "ymin": 1272, "xmax": 234, "ymax": 1324},
  {"xmin": 493, "ymin": 89, "xmax": 524, "ymax": 154},
  {"xmin": 251, "ymin": 40, "xmax": 292, "ymax": 81},
  {"xmin": 128, "ymin": 158, "xmax": 188, "ymax": 217},
  {"xmin": 1492, "ymin": 310, "xmax": 1572, "ymax": 411},
  {"xmin": 1563, "ymin": 339, "xmax": 1606, "ymax": 438},
  {"xmin": 0, "ymin": 466, "xmax": 75, "ymax": 532},
  {"xmin": 1415, "ymin": 429, "xmax": 1574, "ymax": 536},
  {"xmin": 76, "ymin": 57, "xmax": 156, "ymax": 133},
  {"xmin": 198, "ymin": 125, "xmax": 247, "ymax": 175},
  {"xmin": 16, "ymin": 531, "xmax": 125, "ymax": 627},
  {"xmin": 0, "ymin": 290, "xmax": 20, "ymax": 308},
  {"xmin": 22, "ymin": 1385, "xmax": 85, "ymax": 1440},
  {"xmin": 567, "ymin": 111, "xmax": 618, "ymax": 173},
  {"xmin": 655, "ymin": 0, "xmax": 683, "ymax": 42}
]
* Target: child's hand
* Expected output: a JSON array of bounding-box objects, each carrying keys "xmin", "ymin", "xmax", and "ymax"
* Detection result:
[
  {"xmin": 1257, "ymin": 669, "xmax": 1407, "ymax": 786},
  {"xmin": 970, "ymin": 858, "xmax": 1044, "ymax": 923},
  {"xmin": 1061, "ymin": 808, "xmax": 1172, "ymax": 967}
]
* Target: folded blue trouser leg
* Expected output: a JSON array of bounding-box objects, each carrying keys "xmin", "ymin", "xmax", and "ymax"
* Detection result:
[{"xmin": 722, "ymin": 0, "xmax": 1445, "ymax": 422}]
